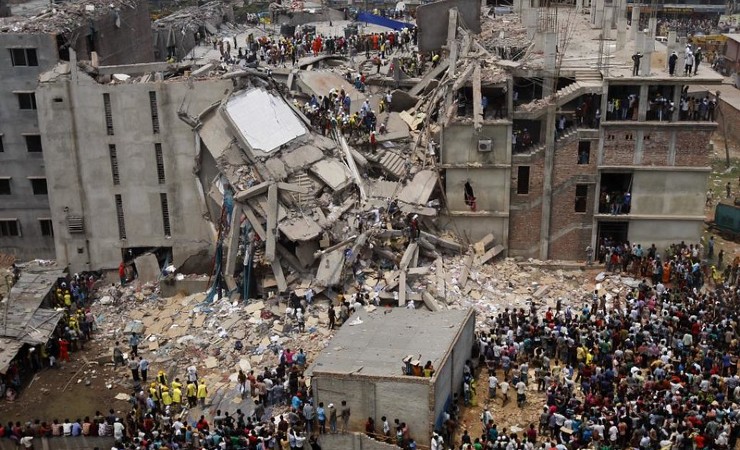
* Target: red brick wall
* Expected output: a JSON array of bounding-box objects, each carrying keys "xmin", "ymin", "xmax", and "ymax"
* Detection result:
[
  {"xmin": 602, "ymin": 133, "xmax": 636, "ymax": 165},
  {"xmin": 675, "ymin": 130, "xmax": 712, "ymax": 166},
  {"xmin": 549, "ymin": 136, "xmax": 595, "ymax": 260},
  {"xmin": 641, "ymin": 130, "xmax": 670, "ymax": 166},
  {"xmin": 509, "ymin": 156, "xmax": 545, "ymax": 257}
]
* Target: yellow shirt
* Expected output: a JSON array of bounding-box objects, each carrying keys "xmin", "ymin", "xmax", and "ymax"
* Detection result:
[
  {"xmin": 186, "ymin": 383, "xmax": 196, "ymax": 397},
  {"xmin": 162, "ymin": 391, "xmax": 172, "ymax": 405},
  {"xmin": 172, "ymin": 387, "xmax": 182, "ymax": 404},
  {"xmin": 197, "ymin": 383, "xmax": 207, "ymax": 399}
]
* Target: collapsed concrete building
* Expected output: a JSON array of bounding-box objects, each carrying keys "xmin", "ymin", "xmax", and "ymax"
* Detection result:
[{"xmin": 28, "ymin": 0, "xmax": 722, "ymax": 304}]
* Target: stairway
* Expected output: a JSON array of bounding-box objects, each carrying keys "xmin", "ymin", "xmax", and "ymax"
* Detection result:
[
  {"xmin": 287, "ymin": 172, "xmax": 315, "ymax": 208},
  {"xmin": 378, "ymin": 150, "xmax": 407, "ymax": 180},
  {"xmin": 514, "ymin": 127, "xmax": 578, "ymax": 158}
]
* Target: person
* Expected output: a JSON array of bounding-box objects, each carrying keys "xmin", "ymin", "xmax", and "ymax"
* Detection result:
[
  {"xmin": 129, "ymin": 333, "xmax": 140, "ymax": 358},
  {"xmin": 328, "ymin": 403, "xmax": 337, "ymax": 433},
  {"xmin": 727, "ymin": 181, "xmax": 732, "ymax": 198},
  {"xmin": 707, "ymin": 188, "xmax": 714, "ymax": 205},
  {"xmin": 317, "ymin": 402, "xmax": 326, "ymax": 434},
  {"xmin": 669, "ymin": 51, "xmax": 678, "ymax": 76},
  {"xmin": 197, "ymin": 381, "xmax": 208, "ymax": 407},
  {"xmin": 186, "ymin": 381, "xmax": 197, "ymax": 407},
  {"xmin": 112, "ymin": 342, "xmax": 124, "ymax": 368},
  {"xmin": 339, "ymin": 400, "xmax": 350, "ymax": 433},
  {"xmin": 128, "ymin": 357, "xmax": 140, "ymax": 382},
  {"xmin": 138, "ymin": 357, "xmax": 149, "ymax": 383},
  {"xmin": 237, "ymin": 369, "xmax": 248, "ymax": 398},
  {"xmin": 632, "ymin": 52, "xmax": 643, "ymax": 76},
  {"xmin": 694, "ymin": 47, "xmax": 703, "ymax": 74},
  {"xmin": 118, "ymin": 261, "xmax": 126, "ymax": 286},
  {"xmin": 364, "ymin": 417, "xmax": 375, "ymax": 436}
]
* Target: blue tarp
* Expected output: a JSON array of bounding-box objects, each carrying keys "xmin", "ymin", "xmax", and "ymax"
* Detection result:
[{"xmin": 356, "ymin": 12, "xmax": 413, "ymax": 31}]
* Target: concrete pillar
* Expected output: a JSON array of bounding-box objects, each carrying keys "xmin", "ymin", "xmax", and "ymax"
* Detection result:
[
  {"xmin": 641, "ymin": 31, "xmax": 654, "ymax": 76},
  {"xmin": 506, "ymin": 78, "xmax": 514, "ymax": 118},
  {"xmin": 591, "ymin": 0, "xmax": 604, "ymax": 28},
  {"xmin": 539, "ymin": 104, "xmax": 557, "ymax": 260},
  {"xmin": 576, "ymin": 0, "xmax": 584, "ymax": 14},
  {"xmin": 677, "ymin": 36, "xmax": 687, "ymax": 72},
  {"xmin": 542, "ymin": 31, "xmax": 557, "ymax": 97},
  {"xmin": 671, "ymin": 84, "xmax": 682, "ymax": 122},
  {"xmin": 648, "ymin": 17, "xmax": 657, "ymax": 37},
  {"xmin": 522, "ymin": 8, "xmax": 538, "ymax": 40},
  {"xmin": 616, "ymin": 17, "xmax": 627, "ymax": 50},
  {"xmin": 603, "ymin": 7, "xmax": 614, "ymax": 39},
  {"xmin": 513, "ymin": 0, "xmax": 524, "ymax": 15},
  {"xmin": 638, "ymin": 84, "xmax": 649, "ymax": 121},
  {"xmin": 630, "ymin": 6, "xmax": 640, "ymax": 41}
]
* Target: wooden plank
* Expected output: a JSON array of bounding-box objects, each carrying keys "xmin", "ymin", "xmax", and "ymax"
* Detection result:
[
  {"xmin": 407, "ymin": 266, "xmax": 430, "ymax": 276},
  {"xmin": 265, "ymin": 183, "xmax": 278, "ymax": 262}
]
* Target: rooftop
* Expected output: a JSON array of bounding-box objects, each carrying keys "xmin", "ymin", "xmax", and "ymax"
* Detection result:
[
  {"xmin": 306, "ymin": 308, "xmax": 473, "ymax": 379},
  {"xmin": 224, "ymin": 88, "xmax": 308, "ymax": 155},
  {"xmin": 0, "ymin": 0, "xmax": 140, "ymax": 34}
]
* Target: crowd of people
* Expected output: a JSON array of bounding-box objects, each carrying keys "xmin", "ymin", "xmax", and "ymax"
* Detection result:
[
  {"xmin": 0, "ymin": 272, "xmax": 99, "ymax": 402},
  {"xmin": 464, "ymin": 239, "xmax": 740, "ymax": 450}
]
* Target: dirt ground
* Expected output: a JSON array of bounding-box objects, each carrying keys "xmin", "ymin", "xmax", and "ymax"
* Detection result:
[
  {"xmin": 0, "ymin": 337, "xmax": 131, "ymax": 422},
  {"xmin": 704, "ymin": 129, "xmax": 740, "ymax": 259}
]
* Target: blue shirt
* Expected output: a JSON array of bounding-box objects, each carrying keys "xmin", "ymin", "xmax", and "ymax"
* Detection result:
[{"xmin": 317, "ymin": 407, "xmax": 326, "ymax": 421}]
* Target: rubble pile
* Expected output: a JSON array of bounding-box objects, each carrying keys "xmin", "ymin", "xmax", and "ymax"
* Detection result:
[
  {"xmin": 0, "ymin": 0, "xmax": 139, "ymax": 33},
  {"xmin": 153, "ymin": 1, "xmax": 230, "ymax": 34}
]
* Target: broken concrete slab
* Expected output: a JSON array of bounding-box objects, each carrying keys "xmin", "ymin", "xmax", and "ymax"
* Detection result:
[
  {"xmin": 281, "ymin": 145, "xmax": 324, "ymax": 172},
  {"xmin": 133, "ymin": 254, "xmax": 160, "ymax": 283},
  {"xmin": 397, "ymin": 170, "xmax": 438, "ymax": 206},
  {"xmin": 314, "ymin": 249, "xmax": 345, "ymax": 287},
  {"xmin": 473, "ymin": 233, "xmax": 495, "ymax": 255},
  {"xmin": 310, "ymin": 159, "xmax": 352, "ymax": 192}
]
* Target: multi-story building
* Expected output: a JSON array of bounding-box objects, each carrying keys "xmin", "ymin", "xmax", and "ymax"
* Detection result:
[
  {"xmin": 0, "ymin": 0, "xmax": 154, "ymax": 260},
  {"xmin": 36, "ymin": 53, "xmax": 232, "ymax": 272},
  {"xmin": 436, "ymin": 3, "xmax": 723, "ymax": 260}
]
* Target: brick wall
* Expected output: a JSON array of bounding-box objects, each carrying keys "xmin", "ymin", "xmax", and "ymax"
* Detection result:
[
  {"xmin": 509, "ymin": 154, "xmax": 545, "ymax": 257},
  {"xmin": 675, "ymin": 130, "xmax": 712, "ymax": 166},
  {"xmin": 549, "ymin": 135, "xmax": 595, "ymax": 260},
  {"xmin": 641, "ymin": 130, "xmax": 670, "ymax": 166},
  {"xmin": 717, "ymin": 98, "xmax": 740, "ymax": 145},
  {"xmin": 602, "ymin": 133, "xmax": 636, "ymax": 165}
]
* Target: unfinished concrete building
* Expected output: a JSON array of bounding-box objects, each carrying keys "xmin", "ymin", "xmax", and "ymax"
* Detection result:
[
  {"xmin": 0, "ymin": 0, "xmax": 154, "ymax": 261},
  {"xmin": 422, "ymin": 1, "xmax": 722, "ymax": 260},
  {"xmin": 307, "ymin": 308, "xmax": 475, "ymax": 449},
  {"xmin": 36, "ymin": 53, "xmax": 231, "ymax": 271}
]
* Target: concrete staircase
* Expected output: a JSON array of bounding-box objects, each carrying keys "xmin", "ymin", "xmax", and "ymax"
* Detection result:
[
  {"xmin": 514, "ymin": 126, "xmax": 578, "ymax": 158},
  {"xmin": 378, "ymin": 150, "xmax": 407, "ymax": 180}
]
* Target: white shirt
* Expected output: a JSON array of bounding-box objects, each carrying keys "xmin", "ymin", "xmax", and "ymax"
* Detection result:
[{"xmin": 489, "ymin": 376, "xmax": 499, "ymax": 389}]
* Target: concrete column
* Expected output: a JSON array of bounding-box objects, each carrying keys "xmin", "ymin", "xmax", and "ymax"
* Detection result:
[
  {"xmin": 617, "ymin": 17, "xmax": 627, "ymax": 50},
  {"xmin": 671, "ymin": 84, "xmax": 682, "ymax": 121},
  {"xmin": 638, "ymin": 84, "xmax": 649, "ymax": 121},
  {"xmin": 539, "ymin": 104, "xmax": 557, "ymax": 260},
  {"xmin": 666, "ymin": 31, "xmax": 677, "ymax": 71},
  {"xmin": 648, "ymin": 17, "xmax": 657, "ymax": 37},
  {"xmin": 513, "ymin": 0, "xmax": 524, "ymax": 15},
  {"xmin": 677, "ymin": 36, "xmax": 687, "ymax": 72},
  {"xmin": 576, "ymin": 0, "xmax": 584, "ymax": 14},
  {"xmin": 542, "ymin": 31, "xmax": 557, "ymax": 97},
  {"xmin": 630, "ymin": 6, "xmax": 640, "ymax": 41},
  {"xmin": 522, "ymin": 8, "xmax": 538, "ymax": 40},
  {"xmin": 506, "ymin": 78, "xmax": 514, "ymax": 118},
  {"xmin": 603, "ymin": 7, "xmax": 614, "ymax": 39},
  {"xmin": 591, "ymin": 0, "xmax": 604, "ymax": 28}
]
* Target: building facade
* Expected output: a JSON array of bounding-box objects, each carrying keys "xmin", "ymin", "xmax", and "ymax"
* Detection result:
[
  {"xmin": 0, "ymin": 0, "xmax": 154, "ymax": 261},
  {"xmin": 36, "ymin": 57, "xmax": 232, "ymax": 271}
]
